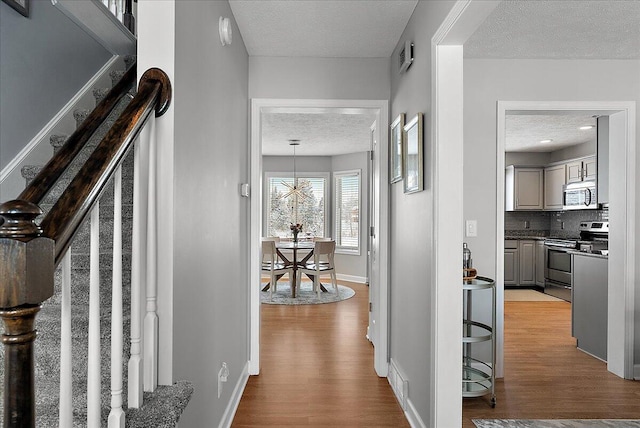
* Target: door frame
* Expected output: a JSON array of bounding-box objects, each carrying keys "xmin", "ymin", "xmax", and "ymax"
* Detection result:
[
  {"xmin": 496, "ymin": 101, "xmax": 636, "ymax": 379},
  {"xmin": 249, "ymin": 98, "xmax": 389, "ymax": 376}
]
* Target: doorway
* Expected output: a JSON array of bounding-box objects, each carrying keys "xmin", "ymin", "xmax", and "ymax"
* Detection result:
[
  {"xmin": 248, "ymin": 98, "xmax": 389, "ymax": 377},
  {"xmin": 496, "ymin": 101, "xmax": 636, "ymax": 379}
]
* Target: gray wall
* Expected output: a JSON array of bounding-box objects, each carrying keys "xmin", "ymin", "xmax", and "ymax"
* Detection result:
[
  {"xmin": 388, "ymin": 0, "xmax": 456, "ymax": 422},
  {"xmin": 0, "ymin": 0, "xmax": 111, "ymax": 171},
  {"xmin": 249, "ymin": 57, "xmax": 390, "ymax": 100},
  {"xmin": 463, "ymin": 58, "xmax": 640, "ymax": 365},
  {"xmin": 262, "ymin": 153, "xmax": 369, "ymax": 280},
  {"xmin": 172, "ymin": 1, "xmax": 249, "ymax": 426},
  {"xmin": 332, "ymin": 152, "xmax": 369, "ymax": 279}
]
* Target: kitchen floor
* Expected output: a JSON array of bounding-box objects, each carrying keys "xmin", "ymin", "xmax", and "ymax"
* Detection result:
[
  {"xmin": 504, "ymin": 289, "xmax": 564, "ymax": 302},
  {"xmin": 463, "ymin": 300, "xmax": 640, "ymax": 427}
]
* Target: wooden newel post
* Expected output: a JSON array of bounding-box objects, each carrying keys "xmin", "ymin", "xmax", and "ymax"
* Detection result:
[{"xmin": 0, "ymin": 200, "xmax": 54, "ymax": 428}]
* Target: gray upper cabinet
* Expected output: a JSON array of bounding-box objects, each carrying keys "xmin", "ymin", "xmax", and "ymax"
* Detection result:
[
  {"xmin": 597, "ymin": 116, "xmax": 610, "ymax": 204},
  {"xmin": 544, "ymin": 164, "xmax": 566, "ymax": 210},
  {"xmin": 505, "ymin": 166, "xmax": 544, "ymax": 211},
  {"xmin": 566, "ymin": 156, "xmax": 596, "ymax": 183}
]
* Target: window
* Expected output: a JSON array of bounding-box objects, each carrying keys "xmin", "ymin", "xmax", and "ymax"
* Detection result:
[
  {"xmin": 334, "ymin": 170, "xmax": 361, "ymax": 254},
  {"xmin": 265, "ymin": 173, "xmax": 328, "ymax": 239}
]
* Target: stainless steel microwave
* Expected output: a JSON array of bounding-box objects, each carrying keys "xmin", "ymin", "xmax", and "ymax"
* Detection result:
[{"xmin": 563, "ymin": 180, "xmax": 598, "ymax": 210}]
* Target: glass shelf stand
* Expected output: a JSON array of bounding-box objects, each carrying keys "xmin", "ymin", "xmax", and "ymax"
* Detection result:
[{"xmin": 463, "ymin": 276, "xmax": 496, "ymax": 407}]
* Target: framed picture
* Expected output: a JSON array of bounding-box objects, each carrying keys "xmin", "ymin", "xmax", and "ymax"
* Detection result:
[
  {"xmin": 2, "ymin": 0, "xmax": 29, "ymax": 17},
  {"xmin": 403, "ymin": 112, "xmax": 423, "ymax": 194},
  {"xmin": 390, "ymin": 113, "xmax": 405, "ymax": 183}
]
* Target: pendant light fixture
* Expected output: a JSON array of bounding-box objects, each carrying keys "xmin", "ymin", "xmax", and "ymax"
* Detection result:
[{"xmin": 281, "ymin": 140, "xmax": 310, "ymax": 201}]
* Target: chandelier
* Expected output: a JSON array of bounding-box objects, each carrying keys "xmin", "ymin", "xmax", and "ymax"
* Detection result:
[{"xmin": 281, "ymin": 140, "xmax": 310, "ymax": 201}]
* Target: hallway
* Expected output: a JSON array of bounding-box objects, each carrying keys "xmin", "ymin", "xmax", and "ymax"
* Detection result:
[{"xmin": 232, "ymin": 281, "xmax": 408, "ymax": 427}]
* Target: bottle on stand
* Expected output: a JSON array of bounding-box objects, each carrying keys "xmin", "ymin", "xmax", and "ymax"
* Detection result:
[{"xmin": 463, "ymin": 243, "xmax": 476, "ymax": 280}]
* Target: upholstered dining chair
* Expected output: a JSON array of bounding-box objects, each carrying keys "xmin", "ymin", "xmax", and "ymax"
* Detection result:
[
  {"xmin": 261, "ymin": 240, "xmax": 292, "ymax": 300},
  {"xmin": 297, "ymin": 240, "xmax": 338, "ymax": 298}
]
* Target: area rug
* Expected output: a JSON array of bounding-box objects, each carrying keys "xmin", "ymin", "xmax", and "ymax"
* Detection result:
[
  {"xmin": 260, "ymin": 281, "xmax": 355, "ymax": 305},
  {"xmin": 473, "ymin": 420, "xmax": 640, "ymax": 428},
  {"xmin": 504, "ymin": 289, "xmax": 564, "ymax": 302}
]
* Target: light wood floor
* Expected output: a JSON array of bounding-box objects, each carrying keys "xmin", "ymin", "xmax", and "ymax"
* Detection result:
[
  {"xmin": 233, "ymin": 285, "xmax": 640, "ymax": 427},
  {"xmin": 232, "ymin": 281, "xmax": 409, "ymax": 427},
  {"xmin": 463, "ymin": 301, "xmax": 640, "ymax": 427}
]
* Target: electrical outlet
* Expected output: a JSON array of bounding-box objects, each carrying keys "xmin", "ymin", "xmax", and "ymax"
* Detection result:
[
  {"xmin": 465, "ymin": 220, "xmax": 477, "ymax": 237},
  {"xmin": 218, "ymin": 362, "xmax": 229, "ymax": 398}
]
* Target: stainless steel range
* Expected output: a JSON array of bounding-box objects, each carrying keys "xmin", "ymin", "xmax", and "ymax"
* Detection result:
[
  {"xmin": 578, "ymin": 221, "xmax": 609, "ymax": 255},
  {"xmin": 543, "ymin": 238, "xmax": 577, "ymax": 302},
  {"xmin": 542, "ymin": 221, "xmax": 609, "ymax": 302}
]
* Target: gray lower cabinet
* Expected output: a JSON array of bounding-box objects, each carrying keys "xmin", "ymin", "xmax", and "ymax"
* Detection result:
[
  {"xmin": 519, "ymin": 240, "xmax": 536, "ymax": 286},
  {"xmin": 572, "ymin": 254, "xmax": 608, "ymax": 361},
  {"xmin": 504, "ymin": 240, "xmax": 519, "ymax": 285}
]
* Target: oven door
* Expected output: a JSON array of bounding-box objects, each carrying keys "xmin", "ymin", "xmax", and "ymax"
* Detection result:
[{"xmin": 545, "ymin": 247, "xmax": 572, "ymax": 285}]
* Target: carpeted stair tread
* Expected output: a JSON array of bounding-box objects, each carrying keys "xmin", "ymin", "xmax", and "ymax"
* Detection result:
[
  {"xmin": 74, "ymin": 108, "xmax": 92, "ymax": 128},
  {"xmin": 50, "ymin": 134, "xmax": 68, "ymax": 153},
  {"xmin": 93, "ymin": 87, "xmax": 110, "ymax": 106},
  {"xmin": 125, "ymin": 381, "xmax": 195, "ymax": 428},
  {"xmin": 21, "ymin": 164, "xmax": 43, "ymax": 183}
]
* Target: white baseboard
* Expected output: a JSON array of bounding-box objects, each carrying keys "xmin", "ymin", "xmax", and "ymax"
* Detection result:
[
  {"xmin": 404, "ymin": 397, "xmax": 426, "ymax": 428},
  {"xmin": 634, "ymin": 364, "xmax": 640, "ymax": 380},
  {"xmin": 388, "ymin": 359, "xmax": 424, "ymax": 427},
  {"xmin": 218, "ymin": 361, "xmax": 250, "ymax": 428},
  {"xmin": 0, "ymin": 56, "xmax": 120, "ymax": 198},
  {"xmin": 336, "ymin": 273, "xmax": 367, "ymax": 284}
]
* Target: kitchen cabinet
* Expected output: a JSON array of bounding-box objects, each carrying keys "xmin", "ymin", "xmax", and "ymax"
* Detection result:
[
  {"xmin": 567, "ymin": 156, "xmax": 596, "ymax": 183},
  {"xmin": 544, "ymin": 164, "xmax": 566, "ymax": 210},
  {"xmin": 519, "ymin": 240, "xmax": 536, "ymax": 286},
  {"xmin": 505, "ymin": 166, "xmax": 544, "ymax": 211},
  {"xmin": 535, "ymin": 240, "xmax": 545, "ymax": 286},
  {"xmin": 504, "ymin": 240, "xmax": 519, "ymax": 285},
  {"xmin": 572, "ymin": 253, "xmax": 608, "ymax": 361}
]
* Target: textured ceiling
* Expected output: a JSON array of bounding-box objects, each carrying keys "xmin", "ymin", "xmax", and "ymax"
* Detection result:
[
  {"xmin": 465, "ymin": 0, "xmax": 640, "ymax": 59},
  {"xmin": 506, "ymin": 114, "xmax": 597, "ymax": 153},
  {"xmin": 228, "ymin": 0, "xmax": 417, "ymax": 57},
  {"xmin": 262, "ymin": 111, "xmax": 377, "ymax": 156}
]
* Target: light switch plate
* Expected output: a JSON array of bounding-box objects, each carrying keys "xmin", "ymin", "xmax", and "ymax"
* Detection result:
[{"xmin": 465, "ymin": 220, "xmax": 477, "ymax": 237}]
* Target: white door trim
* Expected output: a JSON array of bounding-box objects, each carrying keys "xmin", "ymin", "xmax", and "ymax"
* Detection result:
[
  {"xmin": 430, "ymin": 1, "xmax": 500, "ymax": 425},
  {"xmin": 496, "ymin": 100, "xmax": 636, "ymax": 379},
  {"xmin": 249, "ymin": 98, "xmax": 389, "ymax": 376}
]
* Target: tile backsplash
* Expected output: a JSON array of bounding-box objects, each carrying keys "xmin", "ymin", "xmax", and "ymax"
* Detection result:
[{"xmin": 505, "ymin": 208, "xmax": 608, "ymax": 238}]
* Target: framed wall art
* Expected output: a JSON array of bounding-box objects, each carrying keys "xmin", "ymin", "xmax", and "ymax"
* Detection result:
[
  {"xmin": 2, "ymin": 0, "xmax": 29, "ymax": 17},
  {"xmin": 403, "ymin": 112, "xmax": 423, "ymax": 194},
  {"xmin": 390, "ymin": 113, "xmax": 405, "ymax": 183}
]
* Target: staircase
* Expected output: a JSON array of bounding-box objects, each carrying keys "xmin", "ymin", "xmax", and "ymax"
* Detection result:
[{"xmin": 0, "ymin": 56, "xmax": 192, "ymax": 427}]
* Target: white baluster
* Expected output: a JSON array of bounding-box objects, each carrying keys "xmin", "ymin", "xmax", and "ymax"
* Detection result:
[
  {"xmin": 109, "ymin": 0, "xmax": 117, "ymax": 16},
  {"xmin": 108, "ymin": 166, "xmax": 125, "ymax": 427},
  {"xmin": 87, "ymin": 204, "xmax": 101, "ymax": 427},
  {"xmin": 102, "ymin": 0, "xmax": 109, "ymax": 8},
  {"xmin": 117, "ymin": 0, "xmax": 124, "ymax": 22},
  {"xmin": 144, "ymin": 115, "xmax": 158, "ymax": 392},
  {"xmin": 59, "ymin": 251, "xmax": 73, "ymax": 426},
  {"xmin": 128, "ymin": 126, "xmax": 150, "ymax": 407}
]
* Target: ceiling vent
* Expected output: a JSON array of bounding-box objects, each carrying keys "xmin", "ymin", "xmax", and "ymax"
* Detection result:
[{"xmin": 399, "ymin": 41, "xmax": 414, "ymax": 73}]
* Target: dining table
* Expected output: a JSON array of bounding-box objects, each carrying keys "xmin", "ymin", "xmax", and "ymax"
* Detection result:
[{"xmin": 262, "ymin": 241, "xmax": 328, "ymax": 298}]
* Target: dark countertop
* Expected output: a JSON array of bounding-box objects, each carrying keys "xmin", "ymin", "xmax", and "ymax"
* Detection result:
[{"xmin": 505, "ymin": 235, "xmax": 546, "ymax": 241}]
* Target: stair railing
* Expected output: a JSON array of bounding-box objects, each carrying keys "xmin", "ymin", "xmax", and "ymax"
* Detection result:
[
  {"xmin": 102, "ymin": 0, "xmax": 136, "ymax": 34},
  {"xmin": 0, "ymin": 67, "xmax": 171, "ymax": 428}
]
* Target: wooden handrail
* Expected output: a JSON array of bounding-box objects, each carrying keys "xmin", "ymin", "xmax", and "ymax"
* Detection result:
[
  {"xmin": 0, "ymin": 67, "xmax": 171, "ymax": 428},
  {"xmin": 18, "ymin": 64, "xmax": 137, "ymax": 205},
  {"xmin": 41, "ymin": 68, "xmax": 171, "ymax": 266}
]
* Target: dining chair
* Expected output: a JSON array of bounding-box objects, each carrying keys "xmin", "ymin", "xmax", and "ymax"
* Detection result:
[
  {"xmin": 297, "ymin": 240, "xmax": 338, "ymax": 298},
  {"xmin": 261, "ymin": 240, "xmax": 292, "ymax": 300}
]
